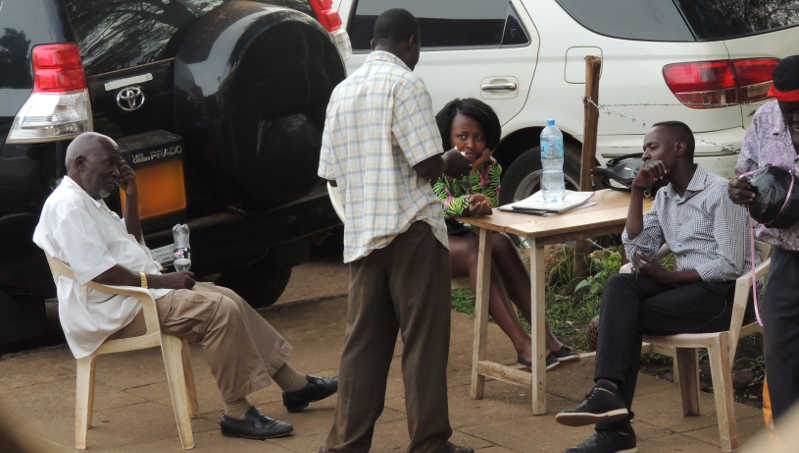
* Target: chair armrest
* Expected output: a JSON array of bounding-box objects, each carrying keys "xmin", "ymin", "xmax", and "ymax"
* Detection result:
[
  {"xmin": 45, "ymin": 254, "xmax": 162, "ymax": 334},
  {"xmin": 734, "ymin": 257, "xmax": 771, "ymax": 289},
  {"xmin": 86, "ymin": 281, "xmax": 161, "ymax": 335}
]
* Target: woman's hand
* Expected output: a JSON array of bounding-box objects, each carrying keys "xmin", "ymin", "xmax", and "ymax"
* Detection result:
[
  {"xmin": 467, "ymin": 194, "xmax": 492, "ymax": 216},
  {"xmin": 469, "ymin": 149, "xmax": 491, "ymax": 173}
]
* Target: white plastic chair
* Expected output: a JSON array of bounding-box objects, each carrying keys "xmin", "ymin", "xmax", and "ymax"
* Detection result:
[
  {"xmin": 45, "ymin": 254, "xmax": 199, "ymax": 450},
  {"xmin": 619, "ymin": 241, "xmax": 771, "ymax": 452}
]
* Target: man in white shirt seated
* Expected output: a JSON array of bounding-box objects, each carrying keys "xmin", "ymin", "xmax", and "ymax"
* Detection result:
[{"xmin": 33, "ymin": 132, "xmax": 337, "ymax": 441}]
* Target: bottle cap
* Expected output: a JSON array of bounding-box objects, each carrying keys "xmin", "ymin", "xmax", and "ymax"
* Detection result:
[{"xmin": 547, "ymin": 119, "xmax": 555, "ymax": 126}]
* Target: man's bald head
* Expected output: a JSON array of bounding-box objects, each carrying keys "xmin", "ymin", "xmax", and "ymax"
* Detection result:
[
  {"xmin": 65, "ymin": 132, "xmax": 120, "ymax": 173},
  {"xmin": 65, "ymin": 132, "xmax": 123, "ymax": 199}
]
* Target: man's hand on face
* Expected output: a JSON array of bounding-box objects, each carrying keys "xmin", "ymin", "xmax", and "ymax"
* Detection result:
[
  {"xmin": 117, "ymin": 160, "xmax": 138, "ymax": 196},
  {"xmin": 467, "ymin": 194, "xmax": 492, "ymax": 216},
  {"xmin": 728, "ymin": 177, "xmax": 757, "ymax": 206},
  {"xmin": 156, "ymin": 271, "xmax": 196, "ymax": 290},
  {"xmin": 632, "ymin": 159, "xmax": 668, "ymax": 190},
  {"xmin": 442, "ymin": 148, "xmax": 471, "ymax": 178}
]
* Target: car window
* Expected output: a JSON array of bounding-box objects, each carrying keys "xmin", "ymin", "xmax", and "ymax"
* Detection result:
[
  {"xmin": 676, "ymin": 0, "xmax": 799, "ymax": 40},
  {"xmin": 555, "ymin": 0, "xmax": 694, "ymax": 42},
  {"xmin": 347, "ymin": 0, "xmax": 528, "ymax": 51}
]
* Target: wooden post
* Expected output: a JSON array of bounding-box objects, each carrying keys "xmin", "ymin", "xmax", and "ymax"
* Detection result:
[
  {"xmin": 573, "ymin": 56, "xmax": 602, "ymax": 278},
  {"xmin": 580, "ymin": 56, "xmax": 602, "ymax": 190}
]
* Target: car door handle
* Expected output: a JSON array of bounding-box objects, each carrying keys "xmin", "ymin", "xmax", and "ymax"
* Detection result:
[{"xmin": 481, "ymin": 82, "xmax": 517, "ymax": 91}]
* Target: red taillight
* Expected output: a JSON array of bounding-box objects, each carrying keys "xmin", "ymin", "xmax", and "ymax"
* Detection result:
[
  {"xmin": 308, "ymin": 0, "xmax": 342, "ymax": 32},
  {"xmin": 32, "ymin": 43, "xmax": 87, "ymax": 93},
  {"xmin": 733, "ymin": 58, "xmax": 779, "ymax": 103},
  {"xmin": 663, "ymin": 58, "xmax": 779, "ymax": 109}
]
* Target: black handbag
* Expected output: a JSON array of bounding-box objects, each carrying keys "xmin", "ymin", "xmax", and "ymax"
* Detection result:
[
  {"xmin": 746, "ymin": 164, "xmax": 799, "ymax": 229},
  {"xmin": 590, "ymin": 153, "xmax": 665, "ymax": 198}
]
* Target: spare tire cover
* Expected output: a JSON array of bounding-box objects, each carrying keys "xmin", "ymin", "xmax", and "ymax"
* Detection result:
[{"xmin": 174, "ymin": 1, "xmax": 345, "ymax": 206}]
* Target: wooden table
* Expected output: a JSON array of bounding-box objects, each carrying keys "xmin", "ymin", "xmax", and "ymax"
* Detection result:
[{"xmin": 457, "ymin": 189, "xmax": 649, "ymax": 414}]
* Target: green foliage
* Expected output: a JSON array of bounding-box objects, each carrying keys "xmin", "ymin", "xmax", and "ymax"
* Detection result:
[
  {"xmin": 546, "ymin": 246, "xmax": 623, "ymax": 351},
  {"xmin": 573, "ymin": 249, "xmax": 622, "ymax": 301},
  {"xmin": 451, "ymin": 288, "xmax": 475, "ymax": 316}
]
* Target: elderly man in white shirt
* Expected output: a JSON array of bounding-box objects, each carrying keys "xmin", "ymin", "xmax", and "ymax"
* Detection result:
[{"xmin": 33, "ymin": 132, "xmax": 337, "ymax": 441}]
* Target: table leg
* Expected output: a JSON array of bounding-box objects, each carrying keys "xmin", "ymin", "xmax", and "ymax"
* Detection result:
[
  {"xmin": 530, "ymin": 238, "xmax": 547, "ymax": 414},
  {"xmin": 470, "ymin": 228, "xmax": 493, "ymax": 399}
]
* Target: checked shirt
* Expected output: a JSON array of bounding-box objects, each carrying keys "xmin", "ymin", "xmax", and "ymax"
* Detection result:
[
  {"xmin": 318, "ymin": 51, "xmax": 448, "ymax": 263},
  {"xmin": 622, "ymin": 165, "xmax": 752, "ymax": 282}
]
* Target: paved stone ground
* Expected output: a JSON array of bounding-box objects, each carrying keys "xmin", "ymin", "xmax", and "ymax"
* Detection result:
[{"xmin": 0, "ymin": 292, "xmax": 770, "ymax": 453}]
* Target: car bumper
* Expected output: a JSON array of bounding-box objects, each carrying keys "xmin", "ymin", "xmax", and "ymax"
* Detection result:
[{"xmin": 595, "ymin": 127, "xmax": 744, "ymax": 179}]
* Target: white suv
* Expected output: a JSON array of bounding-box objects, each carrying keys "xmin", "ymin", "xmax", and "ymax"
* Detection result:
[{"xmin": 334, "ymin": 0, "xmax": 799, "ymax": 203}]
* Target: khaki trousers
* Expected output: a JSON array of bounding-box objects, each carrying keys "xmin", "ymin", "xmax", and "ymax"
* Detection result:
[
  {"xmin": 325, "ymin": 222, "xmax": 453, "ymax": 453},
  {"xmin": 112, "ymin": 282, "xmax": 292, "ymax": 403}
]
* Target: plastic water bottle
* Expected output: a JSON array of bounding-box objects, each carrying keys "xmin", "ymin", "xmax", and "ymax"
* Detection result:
[
  {"xmin": 171, "ymin": 224, "xmax": 191, "ymax": 272},
  {"xmin": 540, "ymin": 119, "xmax": 565, "ymax": 203}
]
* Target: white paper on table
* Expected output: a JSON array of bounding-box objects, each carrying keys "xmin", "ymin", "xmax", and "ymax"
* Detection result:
[{"xmin": 498, "ymin": 190, "xmax": 594, "ymax": 213}]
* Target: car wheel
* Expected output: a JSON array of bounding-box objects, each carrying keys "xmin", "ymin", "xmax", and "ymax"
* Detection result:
[
  {"xmin": 218, "ymin": 257, "xmax": 292, "ymax": 309},
  {"xmin": 498, "ymin": 143, "xmax": 582, "ymax": 206}
]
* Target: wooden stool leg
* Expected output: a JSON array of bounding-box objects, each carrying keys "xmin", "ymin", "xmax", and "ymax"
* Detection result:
[
  {"xmin": 709, "ymin": 334, "xmax": 738, "ymax": 452},
  {"xmin": 181, "ymin": 339, "xmax": 199, "ymax": 417},
  {"xmin": 471, "ymin": 228, "xmax": 493, "ymax": 400},
  {"xmin": 162, "ymin": 335, "xmax": 195, "ymax": 449},
  {"xmin": 675, "ymin": 348, "xmax": 700, "ymax": 416},
  {"xmin": 75, "ymin": 356, "xmax": 96, "ymax": 450}
]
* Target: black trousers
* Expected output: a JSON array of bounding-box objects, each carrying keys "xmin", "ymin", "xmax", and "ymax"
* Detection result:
[
  {"xmin": 762, "ymin": 246, "xmax": 799, "ymax": 422},
  {"xmin": 595, "ymin": 273, "xmax": 734, "ymax": 416}
]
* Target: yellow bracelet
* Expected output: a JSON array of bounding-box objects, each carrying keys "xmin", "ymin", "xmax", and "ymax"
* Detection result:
[{"xmin": 139, "ymin": 272, "xmax": 148, "ymax": 289}]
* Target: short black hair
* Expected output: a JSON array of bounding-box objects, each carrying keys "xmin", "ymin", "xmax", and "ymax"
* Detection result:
[
  {"xmin": 373, "ymin": 8, "xmax": 419, "ymax": 45},
  {"xmin": 652, "ymin": 120, "xmax": 695, "ymax": 159},
  {"xmin": 773, "ymin": 54, "xmax": 799, "ymax": 92},
  {"xmin": 436, "ymin": 98, "xmax": 501, "ymax": 151}
]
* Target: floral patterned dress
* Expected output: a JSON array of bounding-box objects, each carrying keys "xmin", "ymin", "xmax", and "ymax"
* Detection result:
[{"xmin": 432, "ymin": 157, "xmax": 501, "ymax": 234}]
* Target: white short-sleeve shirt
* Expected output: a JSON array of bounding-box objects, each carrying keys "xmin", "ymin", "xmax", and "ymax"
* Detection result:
[
  {"xmin": 318, "ymin": 51, "xmax": 449, "ymax": 263},
  {"xmin": 33, "ymin": 176, "xmax": 170, "ymax": 358}
]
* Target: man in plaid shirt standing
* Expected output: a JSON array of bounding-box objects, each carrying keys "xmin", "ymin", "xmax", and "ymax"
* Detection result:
[{"xmin": 317, "ymin": 8, "xmax": 472, "ymax": 453}]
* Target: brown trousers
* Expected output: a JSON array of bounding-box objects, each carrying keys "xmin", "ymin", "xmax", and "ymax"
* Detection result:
[
  {"xmin": 112, "ymin": 282, "xmax": 292, "ymax": 403},
  {"xmin": 325, "ymin": 222, "xmax": 453, "ymax": 453}
]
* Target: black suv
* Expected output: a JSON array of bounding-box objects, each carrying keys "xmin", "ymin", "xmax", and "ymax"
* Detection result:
[{"xmin": 0, "ymin": 0, "xmax": 350, "ymax": 348}]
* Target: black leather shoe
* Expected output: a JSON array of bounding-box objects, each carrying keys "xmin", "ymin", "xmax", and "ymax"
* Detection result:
[
  {"xmin": 282, "ymin": 375, "xmax": 338, "ymax": 412},
  {"xmin": 219, "ymin": 407, "xmax": 293, "ymax": 440},
  {"xmin": 555, "ymin": 384, "xmax": 629, "ymax": 427},
  {"xmin": 562, "ymin": 424, "xmax": 637, "ymax": 453},
  {"xmin": 444, "ymin": 442, "xmax": 475, "ymax": 453}
]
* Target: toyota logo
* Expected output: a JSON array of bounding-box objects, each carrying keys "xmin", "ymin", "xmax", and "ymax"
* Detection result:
[{"xmin": 116, "ymin": 86, "xmax": 145, "ymax": 112}]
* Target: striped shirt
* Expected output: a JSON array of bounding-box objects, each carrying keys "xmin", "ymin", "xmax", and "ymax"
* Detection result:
[
  {"xmin": 735, "ymin": 100, "xmax": 799, "ymax": 251},
  {"xmin": 318, "ymin": 51, "xmax": 448, "ymax": 263},
  {"xmin": 622, "ymin": 165, "xmax": 752, "ymax": 282}
]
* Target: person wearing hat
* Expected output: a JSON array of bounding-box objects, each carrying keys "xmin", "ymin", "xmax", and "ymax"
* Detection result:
[{"xmin": 729, "ymin": 55, "xmax": 799, "ymax": 424}]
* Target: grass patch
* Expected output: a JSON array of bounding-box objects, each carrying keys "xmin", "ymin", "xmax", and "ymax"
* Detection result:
[{"xmin": 451, "ymin": 288, "xmax": 475, "ymax": 316}]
